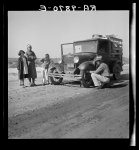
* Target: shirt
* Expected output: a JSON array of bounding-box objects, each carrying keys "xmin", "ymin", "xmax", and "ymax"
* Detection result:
[
  {"xmin": 94, "ymin": 62, "xmax": 110, "ymax": 77},
  {"xmin": 41, "ymin": 58, "xmax": 51, "ymax": 69}
]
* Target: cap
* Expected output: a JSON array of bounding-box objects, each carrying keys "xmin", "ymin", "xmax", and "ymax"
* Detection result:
[
  {"xmin": 94, "ymin": 55, "xmax": 102, "ymax": 63},
  {"xmin": 18, "ymin": 50, "xmax": 25, "ymax": 56}
]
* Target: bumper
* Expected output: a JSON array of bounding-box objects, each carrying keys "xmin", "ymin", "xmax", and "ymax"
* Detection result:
[{"xmin": 48, "ymin": 73, "xmax": 82, "ymax": 81}]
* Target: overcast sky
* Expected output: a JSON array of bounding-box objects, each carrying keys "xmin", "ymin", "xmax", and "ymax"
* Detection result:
[{"xmin": 8, "ymin": 11, "xmax": 129, "ymax": 58}]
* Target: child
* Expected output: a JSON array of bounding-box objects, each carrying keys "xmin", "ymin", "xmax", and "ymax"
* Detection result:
[
  {"xmin": 17, "ymin": 50, "xmax": 29, "ymax": 87},
  {"xmin": 40, "ymin": 54, "xmax": 51, "ymax": 85}
]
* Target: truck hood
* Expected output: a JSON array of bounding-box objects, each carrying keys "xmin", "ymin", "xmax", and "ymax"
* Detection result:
[
  {"xmin": 74, "ymin": 52, "xmax": 97, "ymax": 63},
  {"xmin": 63, "ymin": 52, "xmax": 97, "ymax": 65}
]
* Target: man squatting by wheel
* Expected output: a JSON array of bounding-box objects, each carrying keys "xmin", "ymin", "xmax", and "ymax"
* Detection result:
[{"xmin": 90, "ymin": 55, "xmax": 110, "ymax": 89}]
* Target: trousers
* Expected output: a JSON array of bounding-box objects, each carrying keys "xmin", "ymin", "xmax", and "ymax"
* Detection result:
[
  {"xmin": 42, "ymin": 68, "xmax": 49, "ymax": 83},
  {"xmin": 91, "ymin": 73, "xmax": 110, "ymax": 86}
]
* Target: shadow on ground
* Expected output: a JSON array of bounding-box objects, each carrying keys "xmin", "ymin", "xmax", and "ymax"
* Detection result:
[
  {"xmin": 34, "ymin": 84, "xmax": 44, "ymax": 87},
  {"xmin": 106, "ymin": 74, "xmax": 129, "ymax": 89},
  {"xmin": 61, "ymin": 73, "xmax": 129, "ymax": 89},
  {"xmin": 28, "ymin": 73, "xmax": 129, "ymax": 89},
  {"xmin": 110, "ymin": 74, "xmax": 129, "ymax": 83},
  {"xmin": 106, "ymin": 83, "xmax": 128, "ymax": 89}
]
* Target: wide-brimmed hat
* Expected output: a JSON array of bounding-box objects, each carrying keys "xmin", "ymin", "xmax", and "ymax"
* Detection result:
[
  {"xmin": 94, "ymin": 55, "xmax": 102, "ymax": 63},
  {"xmin": 18, "ymin": 50, "xmax": 25, "ymax": 56}
]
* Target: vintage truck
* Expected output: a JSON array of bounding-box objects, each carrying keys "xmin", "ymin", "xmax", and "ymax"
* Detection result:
[{"xmin": 48, "ymin": 34, "xmax": 123, "ymax": 88}]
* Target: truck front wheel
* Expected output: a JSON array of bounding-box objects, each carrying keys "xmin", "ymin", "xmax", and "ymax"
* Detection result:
[{"xmin": 80, "ymin": 70, "xmax": 93, "ymax": 88}]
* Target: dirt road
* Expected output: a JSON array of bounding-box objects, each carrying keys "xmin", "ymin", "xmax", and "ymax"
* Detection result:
[{"xmin": 8, "ymin": 65, "xmax": 129, "ymax": 139}]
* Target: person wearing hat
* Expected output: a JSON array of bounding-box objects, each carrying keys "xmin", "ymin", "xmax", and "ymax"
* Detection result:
[
  {"xmin": 90, "ymin": 55, "xmax": 110, "ymax": 89},
  {"xmin": 17, "ymin": 50, "xmax": 29, "ymax": 87},
  {"xmin": 26, "ymin": 44, "xmax": 37, "ymax": 86}
]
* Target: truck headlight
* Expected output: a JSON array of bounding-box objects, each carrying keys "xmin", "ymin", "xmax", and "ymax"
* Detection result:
[
  {"xmin": 58, "ymin": 59, "xmax": 62, "ymax": 64},
  {"xmin": 74, "ymin": 56, "xmax": 79, "ymax": 63}
]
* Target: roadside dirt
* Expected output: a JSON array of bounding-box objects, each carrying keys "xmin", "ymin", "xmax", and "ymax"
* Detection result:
[{"xmin": 8, "ymin": 65, "xmax": 129, "ymax": 139}]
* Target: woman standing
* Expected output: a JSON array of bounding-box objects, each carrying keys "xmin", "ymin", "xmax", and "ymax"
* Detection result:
[
  {"xmin": 17, "ymin": 50, "xmax": 29, "ymax": 87},
  {"xmin": 26, "ymin": 44, "xmax": 37, "ymax": 86}
]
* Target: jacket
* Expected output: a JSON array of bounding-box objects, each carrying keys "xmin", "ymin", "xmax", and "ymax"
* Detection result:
[
  {"xmin": 41, "ymin": 58, "xmax": 55, "ymax": 69},
  {"xmin": 94, "ymin": 62, "xmax": 110, "ymax": 77},
  {"xmin": 17, "ymin": 56, "xmax": 28, "ymax": 79},
  {"xmin": 41, "ymin": 58, "xmax": 51, "ymax": 69},
  {"xmin": 26, "ymin": 50, "xmax": 37, "ymax": 78}
]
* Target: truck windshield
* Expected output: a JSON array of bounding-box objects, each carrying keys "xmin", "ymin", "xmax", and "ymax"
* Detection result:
[
  {"xmin": 74, "ymin": 40, "xmax": 98, "ymax": 53},
  {"xmin": 62, "ymin": 44, "xmax": 74, "ymax": 56}
]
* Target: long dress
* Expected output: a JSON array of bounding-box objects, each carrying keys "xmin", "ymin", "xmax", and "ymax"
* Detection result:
[
  {"xmin": 17, "ymin": 56, "xmax": 28, "ymax": 80},
  {"xmin": 26, "ymin": 50, "xmax": 37, "ymax": 79},
  {"xmin": 22, "ymin": 57, "xmax": 28, "ymax": 74}
]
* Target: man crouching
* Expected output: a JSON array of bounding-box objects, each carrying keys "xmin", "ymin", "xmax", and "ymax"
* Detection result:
[{"xmin": 90, "ymin": 55, "xmax": 110, "ymax": 89}]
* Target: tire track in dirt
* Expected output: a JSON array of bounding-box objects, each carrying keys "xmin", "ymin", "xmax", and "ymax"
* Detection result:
[{"xmin": 8, "ymin": 83, "xmax": 129, "ymax": 139}]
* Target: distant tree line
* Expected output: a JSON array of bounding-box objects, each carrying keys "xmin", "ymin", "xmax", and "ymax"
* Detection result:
[
  {"xmin": 8, "ymin": 58, "xmax": 60, "ymax": 68},
  {"xmin": 8, "ymin": 57, "xmax": 129, "ymax": 68}
]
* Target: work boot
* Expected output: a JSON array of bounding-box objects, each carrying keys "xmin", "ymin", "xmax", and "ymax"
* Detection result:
[
  {"xmin": 32, "ymin": 78, "xmax": 36, "ymax": 86},
  {"xmin": 97, "ymin": 82, "xmax": 110, "ymax": 89},
  {"xmin": 97, "ymin": 85, "xmax": 104, "ymax": 89},
  {"xmin": 42, "ymin": 82, "xmax": 46, "ymax": 86},
  {"xmin": 31, "ymin": 83, "xmax": 36, "ymax": 86},
  {"xmin": 20, "ymin": 80, "xmax": 24, "ymax": 87}
]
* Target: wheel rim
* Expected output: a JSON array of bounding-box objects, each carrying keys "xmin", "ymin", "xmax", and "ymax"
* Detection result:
[
  {"xmin": 83, "ymin": 72, "xmax": 92, "ymax": 85},
  {"xmin": 53, "ymin": 69, "xmax": 60, "ymax": 81}
]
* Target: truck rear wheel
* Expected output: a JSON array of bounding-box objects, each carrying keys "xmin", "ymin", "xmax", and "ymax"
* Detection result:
[
  {"xmin": 113, "ymin": 64, "xmax": 121, "ymax": 80},
  {"xmin": 80, "ymin": 70, "xmax": 93, "ymax": 88},
  {"xmin": 49, "ymin": 68, "xmax": 63, "ymax": 85}
]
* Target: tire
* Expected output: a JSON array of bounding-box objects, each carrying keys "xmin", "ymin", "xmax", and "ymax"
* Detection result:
[
  {"xmin": 80, "ymin": 70, "xmax": 93, "ymax": 88},
  {"xmin": 49, "ymin": 68, "xmax": 63, "ymax": 85},
  {"xmin": 113, "ymin": 63, "xmax": 121, "ymax": 80}
]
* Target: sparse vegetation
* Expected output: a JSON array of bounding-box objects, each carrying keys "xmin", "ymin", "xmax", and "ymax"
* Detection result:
[
  {"xmin": 8, "ymin": 58, "xmax": 60, "ymax": 68},
  {"xmin": 8, "ymin": 57, "xmax": 129, "ymax": 68},
  {"xmin": 122, "ymin": 57, "xmax": 129, "ymax": 64}
]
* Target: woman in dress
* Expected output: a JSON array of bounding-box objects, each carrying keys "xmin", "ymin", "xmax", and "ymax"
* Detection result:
[
  {"xmin": 26, "ymin": 44, "xmax": 37, "ymax": 86},
  {"xmin": 17, "ymin": 50, "xmax": 29, "ymax": 87}
]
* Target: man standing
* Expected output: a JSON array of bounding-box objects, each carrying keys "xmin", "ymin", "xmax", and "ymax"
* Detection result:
[
  {"xmin": 26, "ymin": 44, "xmax": 37, "ymax": 86},
  {"xmin": 90, "ymin": 55, "xmax": 110, "ymax": 89}
]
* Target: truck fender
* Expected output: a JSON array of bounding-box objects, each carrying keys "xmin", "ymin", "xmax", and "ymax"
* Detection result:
[
  {"xmin": 48, "ymin": 67, "xmax": 56, "ymax": 72},
  {"xmin": 78, "ymin": 61, "xmax": 95, "ymax": 71}
]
